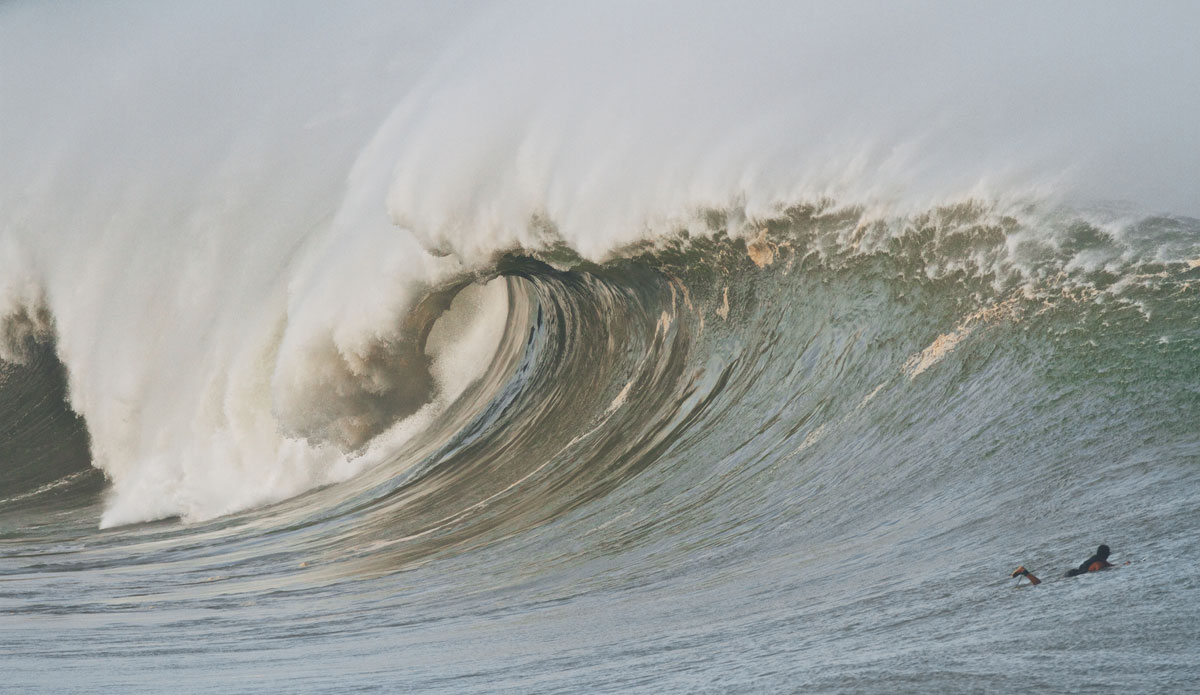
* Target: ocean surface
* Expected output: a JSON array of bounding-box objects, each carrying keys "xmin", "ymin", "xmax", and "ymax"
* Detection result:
[{"xmin": 2, "ymin": 2, "xmax": 1199, "ymax": 692}]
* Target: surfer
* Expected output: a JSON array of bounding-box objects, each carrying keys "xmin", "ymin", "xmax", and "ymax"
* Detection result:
[
  {"xmin": 1064, "ymin": 543, "xmax": 1115, "ymax": 577},
  {"xmin": 1011, "ymin": 543, "xmax": 1125, "ymax": 585}
]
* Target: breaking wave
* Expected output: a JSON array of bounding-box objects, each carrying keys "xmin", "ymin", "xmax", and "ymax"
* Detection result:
[{"xmin": 2, "ymin": 3, "xmax": 1199, "ymax": 691}]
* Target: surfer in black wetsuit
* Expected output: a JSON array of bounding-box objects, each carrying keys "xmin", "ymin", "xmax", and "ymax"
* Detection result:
[
  {"xmin": 1011, "ymin": 543, "xmax": 1125, "ymax": 585},
  {"xmin": 1064, "ymin": 543, "xmax": 1114, "ymax": 577}
]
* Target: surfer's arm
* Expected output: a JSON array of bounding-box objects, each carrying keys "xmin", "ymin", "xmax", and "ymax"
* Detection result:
[{"xmin": 1011, "ymin": 566, "xmax": 1041, "ymax": 585}]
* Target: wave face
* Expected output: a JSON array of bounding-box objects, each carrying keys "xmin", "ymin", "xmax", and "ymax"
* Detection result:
[{"xmin": 2, "ymin": 2, "xmax": 1199, "ymax": 692}]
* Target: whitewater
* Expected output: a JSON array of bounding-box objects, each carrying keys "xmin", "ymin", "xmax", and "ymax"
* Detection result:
[{"xmin": 2, "ymin": 2, "xmax": 1198, "ymax": 692}]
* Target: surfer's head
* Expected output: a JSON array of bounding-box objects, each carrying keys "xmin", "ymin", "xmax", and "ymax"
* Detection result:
[{"xmin": 1096, "ymin": 544, "xmax": 1110, "ymax": 560}]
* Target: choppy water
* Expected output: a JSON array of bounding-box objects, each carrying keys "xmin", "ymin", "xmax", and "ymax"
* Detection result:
[{"xmin": 2, "ymin": 2, "xmax": 1199, "ymax": 693}]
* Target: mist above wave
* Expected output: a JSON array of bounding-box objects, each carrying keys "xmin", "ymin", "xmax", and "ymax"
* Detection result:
[{"xmin": 385, "ymin": 0, "xmax": 1200, "ymax": 263}]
